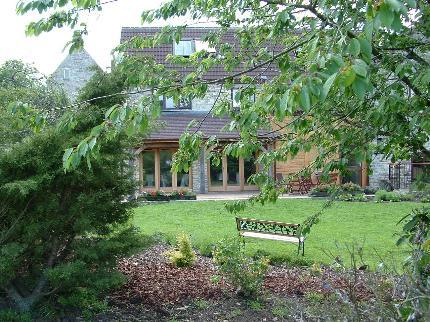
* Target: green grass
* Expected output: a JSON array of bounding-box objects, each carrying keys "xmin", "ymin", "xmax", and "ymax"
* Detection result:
[{"xmin": 133, "ymin": 199, "xmax": 422, "ymax": 269}]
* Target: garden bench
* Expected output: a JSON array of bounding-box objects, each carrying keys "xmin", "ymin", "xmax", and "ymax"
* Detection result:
[{"xmin": 235, "ymin": 217, "xmax": 305, "ymax": 256}]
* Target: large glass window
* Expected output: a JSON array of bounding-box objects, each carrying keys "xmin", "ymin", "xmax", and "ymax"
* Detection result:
[
  {"xmin": 227, "ymin": 156, "xmax": 240, "ymax": 185},
  {"xmin": 210, "ymin": 160, "xmax": 223, "ymax": 186},
  {"xmin": 342, "ymin": 158, "xmax": 362, "ymax": 186},
  {"xmin": 177, "ymin": 171, "xmax": 189, "ymax": 187},
  {"xmin": 244, "ymin": 155, "xmax": 257, "ymax": 185},
  {"xmin": 142, "ymin": 151, "xmax": 155, "ymax": 187},
  {"xmin": 160, "ymin": 150, "xmax": 173, "ymax": 187}
]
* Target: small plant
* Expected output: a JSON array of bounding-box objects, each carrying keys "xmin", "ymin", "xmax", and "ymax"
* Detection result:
[
  {"xmin": 375, "ymin": 190, "xmax": 402, "ymax": 202},
  {"xmin": 341, "ymin": 182, "xmax": 364, "ymax": 194},
  {"xmin": 304, "ymin": 291, "xmax": 325, "ymax": 303},
  {"xmin": 213, "ymin": 237, "xmax": 269, "ymax": 298},
  {"xmin": 272, "ymin": 304, "xmax": 289, "ymax": 319},
  {"xmin": 193, "ymin": 299, "xmax": 209, "ymax": 310},
  {"xmin": 309, "ymin": 184, "xmax": 335, "ymax": 196},
  {"xmin": 363, "ymin": 186, "xmax": 378, "ymax": 195},
  {"xmin": 310, "ymin": 262, "xmax": 323, "ymax": 276},
  {"xmin": 247, "ymin": 299, "xmax": 263, "ymax": 311},
  {"xmin": 166, "ymin": 233, "xmax": 196, "ymax": 267}
]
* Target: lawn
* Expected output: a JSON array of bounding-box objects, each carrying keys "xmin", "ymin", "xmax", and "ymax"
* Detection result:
[{"xmin": 133, "ymin": 199, "xmax": 422, "ymax": 269}]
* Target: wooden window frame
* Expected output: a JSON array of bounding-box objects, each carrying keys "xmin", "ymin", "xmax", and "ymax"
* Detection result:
[{"xmin": 139, "ymin": 148, "xmax": 192, "ymax": 192}]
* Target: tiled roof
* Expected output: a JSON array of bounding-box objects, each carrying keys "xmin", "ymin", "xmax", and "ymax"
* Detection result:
[
  {"xmin": 147, "ymin": 110, "xmax": 274, "ymax": 141},
  {"xmin": 120, "ymin": 27, "xmax": 282, "ymax": 81}
]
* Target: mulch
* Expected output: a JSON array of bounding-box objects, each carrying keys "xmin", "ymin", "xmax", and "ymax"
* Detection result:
[
  {"xmin": 109, "ymin": 245, "xmax": 230, "ymax": 308},
  {"xmin": 109, "ymin": 244, "xmax": 384, "ymax": 309}
]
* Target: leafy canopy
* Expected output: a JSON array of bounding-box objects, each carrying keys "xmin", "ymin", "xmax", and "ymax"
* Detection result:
[{"xmin": 15, "ymin": 0, "xmax": 430, "ymax": 202}]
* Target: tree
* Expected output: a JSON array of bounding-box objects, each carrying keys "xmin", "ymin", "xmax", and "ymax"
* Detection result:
[
  {"xmin": 0, "ymin": 69, "xmax": 141, "ymax": 315},
  {"xmin": 15, "ymin": 1, "xmax": 429, "ymax": 196},
  {"xmin": 0, "ymin": 60, "xmax": 68, "ymax": 148}
]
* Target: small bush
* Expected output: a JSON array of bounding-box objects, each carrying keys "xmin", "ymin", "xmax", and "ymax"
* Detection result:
[
  {"xmin": 166, "ymin": 233, "xmax": 196, "ymax": 267},
  {"xmin": 375, "ymin": 190, "xmax": 401, "ymax": 202},
  {"xmin": 213, "ymin": 237, "xmax": 269, "ymax": 298},
  {"xmin": 340, "ymin": 182, "xmax": 364, "ymax": 194},
  {"xmin": 363, "ymin": 186, "xmax": 378, "ymax": 195}
]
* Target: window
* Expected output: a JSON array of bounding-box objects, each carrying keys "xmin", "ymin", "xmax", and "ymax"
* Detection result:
[
  {"xmin": 177, "ymin": 171, "xmax": 189, "ymax": 187},
  {"xmin": 165, "ymin": 97, "xmax": 175, "ymax": 109},
  {"xmin": 174, "ymin": 40, "xmax": 195, "ymax": 57},
  {"xmin": 227, "ymin": 156, "xmax": 240, "ymax": 186},
  {"xmin": 159, "ymin": 150, "xmax": 173, "ymax": 187},
  {"xmin": 159, "ymin": 96, "xmax": 192, "ymax": 110},
  {"xmin": 244, "ymin": 155, "xmax": 257, "ymax": 185},
  {"xmin": 210, "ymin": 161, "xmax": 223, "ymax": 186},
  {"xmin": 142, "ymin": 151, "xmax": 155, "ymax": 187},
  {"xmin": 63, "ymin": 68, "xmax": 70, "ymax": 80}
]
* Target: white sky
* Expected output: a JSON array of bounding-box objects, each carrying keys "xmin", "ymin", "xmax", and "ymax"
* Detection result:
[{"xmin": 0, "ymin": 0, "xmax": 186, "ymax": 75}]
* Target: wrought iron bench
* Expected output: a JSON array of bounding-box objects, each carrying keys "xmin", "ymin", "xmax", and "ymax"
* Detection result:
[{"xmin": 235, "ymin": 217, "xmax": 305, "ymax": 256}]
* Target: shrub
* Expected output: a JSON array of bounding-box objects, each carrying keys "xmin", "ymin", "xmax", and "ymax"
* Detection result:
[
  {"xmin": 0, "ymin": 111, "xmax": 141, "ymax": 315},
  {"xmin": 340, "ymin": 182, "xmax": 364, "ymax": 194},
  {"xmin": 309, "ymin": 184, "xmax": 335, "ymax": 196},
  {"xmin": 363, "ymin": 186, "xmax": 378, "ymax": 195},
  {"xmin": 166, "ymin": 233, "xmax": 196, "ymax": 267},
  {"xmin": 213, "ymin": 237, "xmax": 269, "ymax": 298},
  {"xmin": 375, "ymin": 190, "xmax": 402, "ymax": 202},
  {"xmin": 397, "ymin": 207, "xmax": 430, "ymax": 320}
]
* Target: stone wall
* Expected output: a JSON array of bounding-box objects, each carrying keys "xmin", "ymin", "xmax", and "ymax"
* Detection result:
[
  {"xmin": 192, "ymin": 84, "xmax": 231, "ymax": 111},
  {"xmin": 50, "ymin": 49, "xmax": 100, "ymax": 102},
  {"xmin": 191, "ymin": 148, "xmax": 208, "ymax": 193},
  {"xmin": 368, "ymin": 154, "xmax": 412, "ymax": 189}
]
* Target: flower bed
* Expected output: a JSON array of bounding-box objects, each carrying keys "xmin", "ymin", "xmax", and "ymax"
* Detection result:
[{"xmin": 138, "ymin": 190, "xmax": 197, "ymax": 202}]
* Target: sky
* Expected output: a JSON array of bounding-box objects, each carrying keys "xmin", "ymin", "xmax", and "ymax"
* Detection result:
[{"xmin": 0, "ymin": 0, "xmax": 175, "ymax": 75}]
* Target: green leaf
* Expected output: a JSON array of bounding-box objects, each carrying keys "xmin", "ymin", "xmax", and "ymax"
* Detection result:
[
  {"xmin": 379, "ymin": 3, "xmax": 394, "ymax": 27},
  {"xmin": 348, "ymin": 38, "xmax": 361, "ymax": 56},
  {"xmin": 299, "ymin": 85, "xmax": 311, "ymax": 110},
  {"xmin": 352, "ymin": 60, "xmax": 367, "ymax": 77},
  {"xmin": 321, "ymin": 73, "xmax": 337, "ymax": 101},
  {"xmin": 339, "ymin": 67, "xmax": 356, "ymax": 87},
  {"xmin": 352, "ymin": 77, "xmax": 368, "ymax": 99},
  {"xmin": 105, "ymin": 105, "xmax": 117, "ymax": 119},
  {"xmin": 63, "ymin": 148, "xmax": 74, "ymax": 165},
  {"xmin": 358, "ymin": 38, "xmax": 372, "ymax": 62}
]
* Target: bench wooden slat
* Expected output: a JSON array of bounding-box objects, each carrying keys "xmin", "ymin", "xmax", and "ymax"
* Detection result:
[{"xmin": 240, "ymin": 231, "xmax": 301, "ymax": 243}]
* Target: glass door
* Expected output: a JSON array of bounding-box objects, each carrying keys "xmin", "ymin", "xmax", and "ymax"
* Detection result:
[{"xmin": 227, "ymin": 156, "xmax": 240, "ymax": 186}]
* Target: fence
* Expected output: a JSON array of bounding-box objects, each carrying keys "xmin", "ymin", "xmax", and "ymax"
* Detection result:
[{"xmin": 389, "ymin": 162, "xmax": 430, "ymax": 189}]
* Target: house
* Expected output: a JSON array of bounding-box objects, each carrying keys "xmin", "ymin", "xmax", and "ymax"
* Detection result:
[
  {"xmin": 120, "ymin": 27, "xmax": 348, "ymax": 194},
  {"xmin": 50, "ymin": 48, "xmax": 101, "ymax": 101}
]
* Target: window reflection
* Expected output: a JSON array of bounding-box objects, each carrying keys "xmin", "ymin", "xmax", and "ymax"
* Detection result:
[
  {"xmin": 227, "ymin": 156, "xmax": 240, "ymax": 185},
  {"xmin": 142, "ymin": 151, "xmax": 155, "ymax": 187},
  {"xmin": 210, "ymin": 160, "xmax": 223, "ymax": 186},
  {"xmin": 160, "ymin": 150, "xmax": 173, "ymax": 187}
]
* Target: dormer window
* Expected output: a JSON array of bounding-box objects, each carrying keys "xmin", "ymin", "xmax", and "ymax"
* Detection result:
[
  {"xmin": 159, "ymin": 96, "xmax": 192, "ymax": 110},
  {"xmin": 63, "ymin": 68, "xmax": 71, "ymax": 80},
  {"xmin": 174, "ymin": 40, "xmax": 195, "ymax": 57},
  {"xmin": 174, "ymin": 40, "xmax": 216, "ymax": 57}
]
